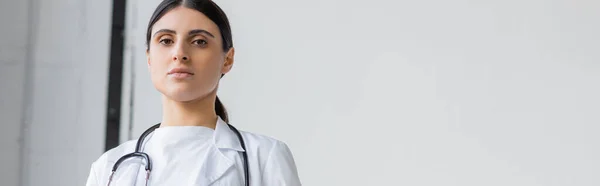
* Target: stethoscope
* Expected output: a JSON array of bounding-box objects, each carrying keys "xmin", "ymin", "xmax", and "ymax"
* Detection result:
[{"xmin": 108, "ymin": 123, "xmax": 249, "ymax": 186}]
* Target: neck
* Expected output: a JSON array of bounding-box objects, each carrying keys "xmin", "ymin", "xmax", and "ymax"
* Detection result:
[{"xmin": 160, "ymin": 94, "xmax": 218, "ymax": 129}]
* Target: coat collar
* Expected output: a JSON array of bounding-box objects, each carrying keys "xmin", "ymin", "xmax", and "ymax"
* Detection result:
[
  {"xmin": 212, "ymin": 116, "xmax": 245, "ymax": 152},
  {"xmin": 139, "ymin": 116, "xmax": 244, "ymax": 152},
  {"xmin": 193, "ymin": 116, "xmax": 246, "ymax": 185},
  {"xmin": 134, "ymin": 116, "xmax": 246, "ymax": 185}
]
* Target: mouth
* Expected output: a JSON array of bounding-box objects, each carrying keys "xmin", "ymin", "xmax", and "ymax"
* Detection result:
[{"xmin": 167, "ymin": 68, "xmax": 194, "ymax": 79}]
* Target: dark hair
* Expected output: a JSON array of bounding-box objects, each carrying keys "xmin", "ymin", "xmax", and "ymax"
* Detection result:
[{"xmin": 147, "ymin": 0, "xmax": 233, "ymax": 123}]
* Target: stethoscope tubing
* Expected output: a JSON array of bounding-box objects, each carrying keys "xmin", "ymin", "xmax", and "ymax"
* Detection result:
[{"xmin": 108, "ymin": 123, "xmax": 249, "ymax": 186}]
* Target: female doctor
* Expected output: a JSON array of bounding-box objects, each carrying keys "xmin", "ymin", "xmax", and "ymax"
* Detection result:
[{"xmin": 85, "ymin": 0, "xmax": 301, "ymax": 185}]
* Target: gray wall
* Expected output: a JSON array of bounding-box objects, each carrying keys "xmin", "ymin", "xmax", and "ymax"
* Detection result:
[
  {"xmin": 1, "ymin": 0, "xmax": 599, "ymax": 185},
  {"xmin": 0, "ymin": 0, "xmax": 30, "ymax": 185},
  {"xmin": 124, "ymin": 0, "xmax": 600, "ymax": 185},
  {"xmin": 0, "ymin": 0, "xmax": 112, "ymax": 185}
]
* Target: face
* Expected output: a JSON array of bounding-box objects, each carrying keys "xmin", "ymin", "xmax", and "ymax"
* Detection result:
[{"xmin": 147, "ymin": 6, "xmax": 234, "ymax": 102}]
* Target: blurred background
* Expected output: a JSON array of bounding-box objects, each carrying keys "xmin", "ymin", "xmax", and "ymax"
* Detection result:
[{"xmin": 1, "ymin": 0, "xmax": 599, "ymax": 185}]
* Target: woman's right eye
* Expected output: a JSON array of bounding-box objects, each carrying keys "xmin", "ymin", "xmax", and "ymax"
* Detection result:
[{"xmin": 159, "ymin": 38, "xmax": 174, "ymax": 45}]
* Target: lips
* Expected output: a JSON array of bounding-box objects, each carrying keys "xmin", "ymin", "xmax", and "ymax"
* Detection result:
[
  {"xmin": 167, "ymin": 68, "xmax": 194, "ymax": 79},
  {"xmin": 167, "ymin": 68, "xmax": 194, "ymax": 75}
]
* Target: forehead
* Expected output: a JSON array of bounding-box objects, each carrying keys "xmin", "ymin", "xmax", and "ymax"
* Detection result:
[{"xmin": 151, "ymin": 6, "xmax": 221, "ymax": 37}]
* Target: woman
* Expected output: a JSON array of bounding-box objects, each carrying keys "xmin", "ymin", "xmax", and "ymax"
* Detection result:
[{"xmin": 85, "ymin": 0, "xmax": 301, "ymax": 185}]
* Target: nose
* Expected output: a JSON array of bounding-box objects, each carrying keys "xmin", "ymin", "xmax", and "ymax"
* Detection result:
[
  {"xmin": 173, "ymin": 55, "xmax": 188, "ymax": 61},
  {"xmin": 172, "ymin": 45, "xmax": 189, "ymax": 62}
]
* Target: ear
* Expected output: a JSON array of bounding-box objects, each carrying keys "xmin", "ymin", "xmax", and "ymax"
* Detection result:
[
  {"xmin": 221, "ymin": 47, "xmax": 235, "ymax": 75},
  {"xmin": 146, "ymin": 49, "xmax": 151, "ymax": 67}
]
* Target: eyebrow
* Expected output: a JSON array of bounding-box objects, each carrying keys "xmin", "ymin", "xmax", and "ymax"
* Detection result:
[
  {"xmin": 153, "ymin": 29, "xmax": 215, "ymax": 38},
  {"xmin": 189, "ymin": 29, "xmax": 215, "ymax": 38}
]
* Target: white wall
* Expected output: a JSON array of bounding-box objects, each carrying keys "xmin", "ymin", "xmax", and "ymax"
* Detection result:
[
  {"xmin": 0, "ymin": 0, "xmax": 112, "ymax": 185},
  {"xmin": 123, "ymin": 0, "xmax": 600, "ymax": 185}
]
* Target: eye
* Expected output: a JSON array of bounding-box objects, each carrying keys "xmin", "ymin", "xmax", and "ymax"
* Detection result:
[
  {"xmin": 159, "ymin": 38, "xmax": 174, "ymax": 45},
  {"xmin": 192, "ymin": 39, "xmax": 208, "ymax": 47}
]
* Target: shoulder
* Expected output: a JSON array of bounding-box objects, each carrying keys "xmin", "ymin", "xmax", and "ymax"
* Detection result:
[
  {"xmin": 238, "ymin": 130, "xmax": 286, "ymax": 147},
  {"xmin": 93, "ymin": 139, "xmax": 138, "ymax": 165},
  {"xmin": 237, "ymin": 130, "xmax": 293, "ymax": 158},
  {"xmin": 89, "ymin": 140, "xmax": 138, "ymax": 175},
  {"xmin": 86, "ymin": 139, "xmax": 138, "ymax": 186},
  {"xmin": 237, "ymin": 130, "xmax": 302, "ymax": 185}
]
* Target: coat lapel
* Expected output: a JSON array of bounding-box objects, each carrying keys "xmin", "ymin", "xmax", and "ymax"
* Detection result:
[
  {"xmin": 193, "ymin": 117, "xmax": 246, "ymax": 185},
  {"xmin": 195, "ymin": 145, "xmax": 235, "ymax": 185}
]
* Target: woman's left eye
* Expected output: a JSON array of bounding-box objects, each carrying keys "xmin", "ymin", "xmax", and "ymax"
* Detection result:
[{"xmin": 193, "ymin": 39, "xmax": 208, "ymax": 47}]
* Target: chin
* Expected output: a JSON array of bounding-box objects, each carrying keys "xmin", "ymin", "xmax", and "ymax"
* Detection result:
[
  {"xmin": 155, "ymin": 81, "xmax": 216, "ymax": 103},
  {"xmin": 167, "ymin": 95, "xmax": 197, "ymax": 102},
  {"xmin": 163, "ymin": 91, "xmax": 199, "ymax": 102},
  {"xmin": 161, "ymin": 88, "xmax": 211, "ymax": 103}
]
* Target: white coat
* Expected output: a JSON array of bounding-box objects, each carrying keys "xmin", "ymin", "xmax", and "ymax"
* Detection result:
[{"xmin": 85, "ymin": 117, "xmax": 302, "ymax": 186}]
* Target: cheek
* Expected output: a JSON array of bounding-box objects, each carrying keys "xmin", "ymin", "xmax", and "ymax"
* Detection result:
[
  {"xmin": 149, "ymin": 51, "xmax": 169, "ymax": 70},
  {"xmin": 194, "ymin": 53, "xmax": 223, "ymax": 75},
  {"xmin": 148, "ymin": 53, "xmax": 170, "ymax": 84}
]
